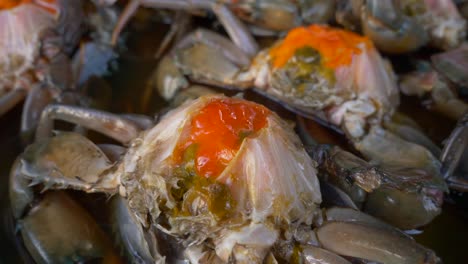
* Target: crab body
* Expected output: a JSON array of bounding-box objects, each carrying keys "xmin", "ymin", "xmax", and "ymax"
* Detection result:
[
  {"xmin": 0, "ymin": 0, "xmax": 84, "ymax": 129},
  {"xmin": 152, "ymin": 23, "xmax": 454, "ymax": 229},
  {"xmin": 249, "ymin": 24, "xmax": 399, "ymax": 139},
  {"xmin": 0, "ymin": 0, "xmax": 83, "ymax": 88}
]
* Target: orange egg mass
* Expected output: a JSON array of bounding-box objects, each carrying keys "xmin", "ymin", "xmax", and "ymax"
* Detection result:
[
  {"xmin": 0, "ymin": 0, "xmax": 25, "ymax": 9},
  {"xmin": 270, "ymin": 24, "xmax": 372, "ymax": 69},
  {"xmin": 0, "ymin": 0, "xmax": 57, "ymax": 14},
  {"xmin": 174, "ymin": 98, "xmax": 270, "ymax": 179}
]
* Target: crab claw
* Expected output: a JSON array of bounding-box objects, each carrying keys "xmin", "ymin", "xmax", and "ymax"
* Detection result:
[
  {"xmin": 19, "ymin": 132, "xmax": 120, "ymax": 194},
  {"xmin": 316, "ymin": 222, "xmax": 440, "ymax": 264},
  {"xmin": 14, "ymin": 191, "xmax": 121, "ymax": 263},
  {"xmin": 361, "ymin": 0, "xmax": 428, "ymax": 54}
]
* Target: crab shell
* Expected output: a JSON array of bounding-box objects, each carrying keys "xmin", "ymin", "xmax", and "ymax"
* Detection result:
[
  {"xmin": 0, "ymin": 0, "xmax": 83, "ymax": 93},
  {"xmin": 247, "ymin": 26, "xmax": 399, "ymax": 138},
  {"xmin": 113, "ymin": 95, "xmax": 321, "ymax": 261}
]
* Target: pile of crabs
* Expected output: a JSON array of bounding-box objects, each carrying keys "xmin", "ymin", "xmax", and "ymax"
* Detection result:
[{"xmin": 2, "ymin": 0, "xmax": 468, "ymax": 263}]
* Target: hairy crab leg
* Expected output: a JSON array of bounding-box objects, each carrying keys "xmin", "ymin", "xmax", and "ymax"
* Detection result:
[
  {"xmin": 0, "ymin": 89, "xmax": 28, "ymax": 117},
  {"xmin": 36, "ymin": 104, "xmax": 142, "ymax": 144},
  {"xmin": 440, "ymin": 112, "xmax": 468, "ymax": 191}
]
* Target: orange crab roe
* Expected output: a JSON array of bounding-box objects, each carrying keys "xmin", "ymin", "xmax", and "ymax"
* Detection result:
[
  {"xmin": 270, "ymin": 24, "xmax": 372, "ymax": 69},
  {"xmin": 0, "ymin": 0, "xmax": 26, "ymax": 9},
  {"xmin": 0, "ymin": 0, "xmax": 57, "ymax": 14},
  {"xmin": 174, "ymin": 98, "xmax": 270, "ymax": 179}
]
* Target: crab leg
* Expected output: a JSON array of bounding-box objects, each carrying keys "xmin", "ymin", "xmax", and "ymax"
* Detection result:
[
  {"xmin": 17, "ymin": 192, "xmax": 120, "ymax": 263},
  {"xmin": 316, "ymin": 222, "xmax": 440, "ymax": 264},
  {"xmin": 111, "ymin": 0, "xmax": 208, "ymax": 44},
  {"xmin": 36, "ymin": 104, "xmax": 142, "ymax": 144},
  {"xmin": 361, "ymin": 0, "xmax": 428, "ymax": 53},
  {"xmin": 175, "ymin": 28, "xmax": 251, "ymax": 67},
  {"xmin": 400, "ymin": 68, "xmax": 468, "ymax": 121},
  {"xmin": 9, "ymin": 158, "xmax": 34, "ymax": 219},
  {"xmin": 98, "ymin": 144, "xmax": 127, "ymax": 163},
  {"xmin": 210, "ymin": 3, "xmax": 258, "ymax": 56},
  {"xmin": 110, "ymin": 196, "xmax": 164, "ymax": 263},
  {"xmin": 440, "ymin": 112, "xmax": 468, "ymax": 191},
  {"xmin": 20, "ymin": 132, "xmax": 120, "ymax": 193},
  {"xmin": 21, "ymin": 85, "xmax": 53, "ymax": 133},
  {"xmin": 0, "ymin": 89, "xmax": 27, "ymax": 117},
  {"xmin": 154, "ymin": 11, "xmax": 192, "ymax": 59},
  {"xmin": 120, "ymin": 114, "xmax": 155, "ymax": 130},
  {"xmin": 153, "ymin": 28, "xmax": 251, "ymax": 99},
  {"xmin": 322, "ymin": 207, "xmax": 410, "ymax": 238},
  {"xmin": 110, "ymin": 0, "xmax": 142, "ymax": 45},
  {"xmin": 111, "ymin": 0, "xmax": 258, "ymax": 56}
]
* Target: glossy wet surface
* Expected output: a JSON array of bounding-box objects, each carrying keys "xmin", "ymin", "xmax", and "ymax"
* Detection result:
[{"xmin": 0, "ymin": 9, "xmax": 467, "ymax": 264}]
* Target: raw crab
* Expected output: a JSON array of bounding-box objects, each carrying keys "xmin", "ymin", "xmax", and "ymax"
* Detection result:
[
  {"xmin": 10, "ymin": 95, "xmax": 440, "ymax": 263},
  {"xmin": 151, "ymin": 21, "xmax": 468, "ymax": 227},
  {"xmin": 0, "ymin": 0, "xmax": 84, "ymax": 132}
]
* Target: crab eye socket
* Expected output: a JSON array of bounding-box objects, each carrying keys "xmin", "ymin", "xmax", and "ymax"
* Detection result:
[
  {"xmin": 174, "ymin": 98, "xmax": 270, "ymax": 179},
  {"xmin": 270, "ymin": 24, "xmax": 372, "ymax": 69}
]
